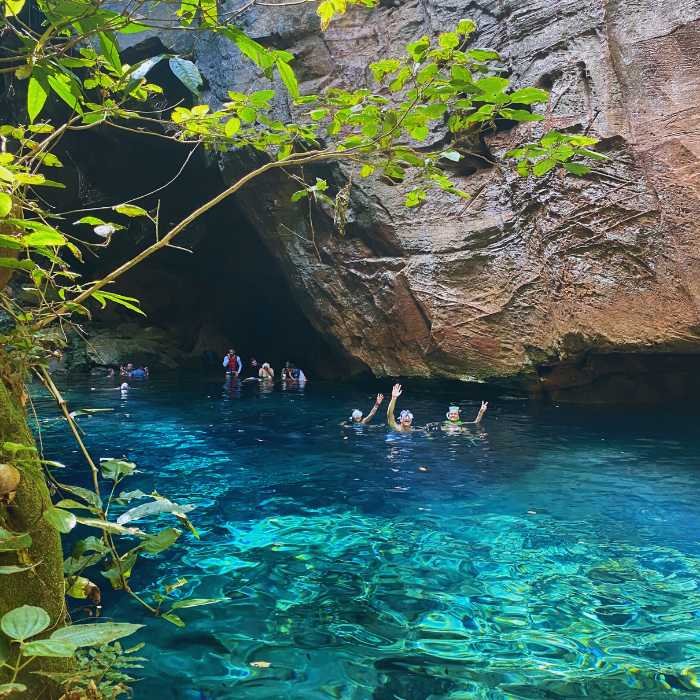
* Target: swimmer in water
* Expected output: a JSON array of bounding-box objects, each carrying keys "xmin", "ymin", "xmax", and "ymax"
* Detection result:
[
  {"xmin": 345, "ymin": 393, "xmax": 384, "ymax": 426},
  {"xmin": 441, "ymin": 401, "xmax": 488, "ymax": 432},
  {"xmin": 387, "ymin": 384, "xmax": 413, "ymax": 433}
]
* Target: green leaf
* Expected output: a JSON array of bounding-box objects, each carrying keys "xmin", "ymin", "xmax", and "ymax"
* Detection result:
[
  {"xmin": 359, "ymin": 164, "xmax": 375, "ymax": 177},
  {"xmin": 476, "ymin": 76, "xmax": 509, "ymax": 96},
  {"xmin": 100, "ymin": 458, "xmax": 136, "ymax": 481},
  {"xmin": 22, "ymin": 229, "xmax": 66, "ymax": 247},
  {"xmin": 408, "ymin": 124, "xmax": 429, "ymax": 141},
  {"xmin": 498, "ymin": 108, "xmax": 543, "ymax": 122},
  {"xmin": 508, "ymin": 86, "xmax": 549, "ymax": 105},
  {"xmin": 370, "ymin": 59, "xmax": 401, "ymax": 82},
  {"xmin": 91, "ymin": 291, "xmax": 145, "ymax": 316},
  {"xmin": 43, "ymin": 507, "xmax": 77, "ymax": 534},
  {"xmin": 0, "ymin": 193, "xmax": 11, "ymax": 218},
  {"xmin": 438, "ymin": 32, "xmax": 459, "ymax": 49},
  {"xmin": 222, "ymin": 26, "xmax": 273, "ymax": 70},
  {"xmin": 540, "ymin": 130, "xmax": 564, "ymax": 146},
  {"xmin": 249, "ymin": 90, "xmax": 275, "ymax": 107},
  {"xmin": 563, "ymin": 162, "xmax": 592, "ymax": 176},
  {"xmin": 169, "ymin": 597, "xmax": 226, "ymax": 610},
  {"xmin": 317, "ymin": 0, "xmax": 334, "ymax": 30},
  {"xmin": 142, "ymin": 527, "xmax": 181, "ymax": 554},
  {"xmin": 456, "ymin": 19, "xmax": 477, "ymax": 35},
  {"xmin": 27, "ymin": 75, "xmax": 49, "ymax": 123},
  {"xmin": 130, "ymin": 54, "xmax": 166, "ymax": 80},
  {"xmin": 21, "ymin": 639, "xmax": 76, "ymax": 658},
  {"xmin": 55, "ymin": 499, "xmax": 93, "ymax": 511},
  {"xmin": 1, "ymin": 606, "xmax": 50, "ymax": 642},
  {"xmin": 290, "ymin": 190, "xmax": 308, "ymax": 203},
  {"xmin": 0, "ymin": 527, "xmax": 32, "ymax": 552},
  {"xmin": 97, "ymin": 31, "xmax": 122, "ymax": 72},
  {"xmin": 46, "ymin": 72, "xmax": 82, "ymax": 113},
  {"xmin": 407, "ymin": 36, "xmax": 430, "ymax": 61},
  {"xmin": 56, "ymin": 483, "xmax": 101, "ymax": 509},
  {"xmin": 440, "ymin": 150, "xmax": 462, "ymax": 162},
  {"xmin": 161, "ymin": 612, "xmax": 185, "ymax": 627},
  {"xmin": 276, "ymin": 59, "xmax": 299, "ymax": 99},
  {"xmin": 579, "ymin": 147, "xmax": 608, "ymax": 161},
  {"xmin": 51, "ymin": 622, "xmax": 142, "ymax": 648},
  {"xmin": 4, "ymin": 0, "xmax": 26, "ymax": 16},
  {"xmin": 0, "ymin": 257, "xmax": 36, "ymax": 273},
  {"xmin": 0, "ymin": 565, "xmax": 34, "ymax": 575},
  {"xmin": 224, "ymin": 117, "xmax": 241, "ymax": 137},
  {"xmin": 239, "ymin": 106, "xmax": 257, "ymax": 123},
  {"xmin": 66, "ymin": 576, "xmax": 95, "ymax": 599},
  {"xmin": 405, "ymin": 188, "xmax": 426, "ymax": 208},
  {"xmin": 532, "ymin": 158, "xmax": 556, "ymax": 176},
  {"xmin": 467, "ymin": 48, "xmax": 500, "ymax": 62},
  {"xmin": 75, "ymin": 517, "xmax": 143, "ymax": 536},
  {"xmin": 168, "ymin": 57, "xmax": 202, "ymax": 94},
  {"xmin": 113, "ymin": 203, "xmax": 148, "ymax": 217},
  {"xmin": 116, "ymin": 497, "xmax": 194, "ymax": 525}
]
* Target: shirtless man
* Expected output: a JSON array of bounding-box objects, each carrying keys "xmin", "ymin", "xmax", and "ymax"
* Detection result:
[{"xmin": 387, "ymin": 384, "xmax": 414, "ymax": 433}]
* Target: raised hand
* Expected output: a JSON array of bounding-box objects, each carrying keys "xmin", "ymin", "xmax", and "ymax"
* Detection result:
[
  {"xmin": 376, "ymin": 393, "xmax": 384, "ymax": 405},
  {"xmin": 480, "ymin": 401, "xmax": 488, "ymax": 412},
  {"xmin": 391, "ymin": 384, "xmax": 402, "ymax": 399}
]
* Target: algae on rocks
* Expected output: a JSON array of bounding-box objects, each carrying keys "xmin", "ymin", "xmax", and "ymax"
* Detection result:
[{"xmin": 0, "ymin": 362, "xmax": 69, "ymax": 696}]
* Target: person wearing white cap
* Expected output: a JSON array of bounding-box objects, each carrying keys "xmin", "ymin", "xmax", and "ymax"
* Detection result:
[
  {"xmin": 387, "ymin": 383, "xmax": 414, "ymax": 433},
  {"xmin": 442, "ymin": 402, "xmax": 488, "ymax": 432},
  {"xmin": 346, "ymin": 393, "xmax": 384, "ymax": 425}
]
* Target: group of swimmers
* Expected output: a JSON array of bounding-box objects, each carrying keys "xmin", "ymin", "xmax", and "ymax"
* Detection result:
[
  {"xmin": 222, "ymin": 349, "xmax": 307, "ymax": 383},
  {"xmin": 346, "ymin": 383, "xmax": 488, "ymax": 433}
]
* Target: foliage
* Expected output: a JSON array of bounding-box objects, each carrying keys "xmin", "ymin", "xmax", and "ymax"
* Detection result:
[
  {"xmin": 0, "ymin": 0, "xmax": 608, "ymax": 695},
  {"xmin": 36, "ymin": 641, "xmax": 146, "ymax": 700},
  {"xmin": 0, "ymin": 604, "xmax": 140, "ymax": 696}
]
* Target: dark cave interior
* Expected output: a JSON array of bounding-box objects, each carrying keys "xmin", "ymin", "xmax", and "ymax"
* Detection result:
[{"xmin": 49, "ymin": 116, "xmax": 350, "ymax": 378}]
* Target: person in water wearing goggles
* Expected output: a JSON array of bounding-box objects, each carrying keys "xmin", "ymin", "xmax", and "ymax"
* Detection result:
[
  {"xmin": 387, "ymin": 383, "xmax": 415, "ymax": 433},
  {"xmin": 345, "ymin": 393, "xmax": 385, "ymax": 426},
  {"xmin": 440, "ymin": 402, "xmax": 488, "ymax": 432}
]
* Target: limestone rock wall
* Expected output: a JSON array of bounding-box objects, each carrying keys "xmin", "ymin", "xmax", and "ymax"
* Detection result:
[{"xmin": 142, "ymin": 0, "xmax": 700, "ymax": 392}]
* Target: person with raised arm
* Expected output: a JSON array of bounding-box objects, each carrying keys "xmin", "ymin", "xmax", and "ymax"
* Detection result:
[
  {"xmin": 441, "ymin": 402, "xmax": 488, "ymax": 432},
  {"xmin": 387, "ymin": 383, "xmax": 414, "ymax": 433},
  {"xmin": 346, "ymin": 393, "xmax": 384, "ymax": 426}
]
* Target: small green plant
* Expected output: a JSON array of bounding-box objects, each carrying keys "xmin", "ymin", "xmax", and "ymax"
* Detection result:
[
  {"xmin": 35, "ymin": 641, "xmax": 146, "ymax": 700},
  {"xmin": 0, "ymin": 605, "xmax": 140, "ymax": 697}
]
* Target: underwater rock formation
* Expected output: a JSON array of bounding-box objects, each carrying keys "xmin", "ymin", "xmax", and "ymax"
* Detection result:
[{"xmin": 124, "ymin": 0, "xmax": 700, "ymax": 397}]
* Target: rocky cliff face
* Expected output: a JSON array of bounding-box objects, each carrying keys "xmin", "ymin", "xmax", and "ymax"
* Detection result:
[{"xmin": 128, "ymin": 0, "xmax": 700, "ymax": 398}]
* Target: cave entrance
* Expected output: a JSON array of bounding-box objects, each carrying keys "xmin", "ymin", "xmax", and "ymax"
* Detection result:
[{"xmin": 54, "ymin": 123, "xmax": 349, "ymax": 378}]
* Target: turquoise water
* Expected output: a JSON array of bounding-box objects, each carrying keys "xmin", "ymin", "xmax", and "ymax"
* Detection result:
[{"xmin": 33, "ymin": 376, "xmax": 700, "ymax": 699}]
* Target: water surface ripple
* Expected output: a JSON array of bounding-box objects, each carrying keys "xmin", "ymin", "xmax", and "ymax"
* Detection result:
[{"xmin": 33, "ymin": 376, "xmax": 700, "ymax": 699}]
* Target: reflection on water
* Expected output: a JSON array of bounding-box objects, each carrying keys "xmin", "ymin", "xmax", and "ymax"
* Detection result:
[{"xmin": 32, "ymin": 376, "xmax": 700, "ymax": 699}]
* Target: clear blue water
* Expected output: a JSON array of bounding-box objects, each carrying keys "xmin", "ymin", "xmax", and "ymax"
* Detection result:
[{"xmin": 31, "ymin": 375, "xmax": 700, "ymax": 699}]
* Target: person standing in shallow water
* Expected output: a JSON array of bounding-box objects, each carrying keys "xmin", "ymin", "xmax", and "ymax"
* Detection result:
[
  {"xmin": 223, "ymin": 349, "xmax": 242, "ymax": 377},
  {"xmin": 387, "ymin": 384, "xmax": 414, "ymax": 432},
  {"xmin": 259, "ymin": 363, "xmax": 274, "ymax": 381},
  {"xmin": 346, "ymin": 393, "xmax": 384, "ymax": 426}
]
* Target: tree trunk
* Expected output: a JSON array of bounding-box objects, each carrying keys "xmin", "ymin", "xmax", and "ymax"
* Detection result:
[{"xmin": 0, "ymin": 357, "xmax": 68, "ymax": 698}]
